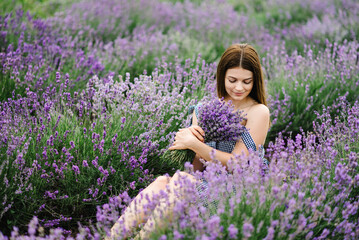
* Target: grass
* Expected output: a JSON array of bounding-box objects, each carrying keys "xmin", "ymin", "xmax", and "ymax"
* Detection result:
[{"xmin": 0, "ymin": 0, "xmax": 75, "ymax": 18}]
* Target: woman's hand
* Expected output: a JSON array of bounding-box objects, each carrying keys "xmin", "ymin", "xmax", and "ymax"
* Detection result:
[
  {"xmin": 168, "ymin": 125, "xmax": 205, "ymax": 150},
  {"xmin": 188, "ymin": 125, "xmax": 205, "ymax": 142}
]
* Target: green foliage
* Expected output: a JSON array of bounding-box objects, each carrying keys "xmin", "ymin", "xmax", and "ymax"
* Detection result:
[
  {"xmin": 0, "ymin": 0, "xmax": 74, "ymax": 18},
  {"xmin": 159, "ymin": 0, "xmax": 204, "ymax": 5},
  {"xmin": 0, "ymin": 72, "xmax": 19, "ymax": 101},
  {"xmin": 159, "ymin": 149, "xmax": 196, "ymax": 173},
  {"xmin": 229, "ymin": 1, "xmax": 314, "ymax": 28}
]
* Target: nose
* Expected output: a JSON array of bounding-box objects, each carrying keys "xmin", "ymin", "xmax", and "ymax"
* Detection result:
[{"xmin": 234, "ymin": 82, "xmax": 244, "ymax": 91}]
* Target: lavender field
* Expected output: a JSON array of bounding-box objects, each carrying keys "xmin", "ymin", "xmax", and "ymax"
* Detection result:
[{"xmin": 0, "ymin": 0, "xmax": 358, "ymax": 239}]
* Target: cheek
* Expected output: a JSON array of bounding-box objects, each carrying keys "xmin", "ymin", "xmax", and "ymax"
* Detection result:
[
  {"xmin": 245, "ymin": 84, "xmax": 253, "ymax": 91},
  {"xmin": 224, "ymin": 81, "xmax": 232, "ymax": 90}
]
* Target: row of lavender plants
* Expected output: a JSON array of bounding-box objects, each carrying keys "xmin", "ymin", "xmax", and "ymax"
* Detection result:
[
  {"xmin": 1, "ymin": 0, "xmax": 358, "ymax": 238},
  {"xmin": 3, "ymin": 96, "xmax": 359, "ymax": 239},
  {"xmin": 2, "ymin": 0, "xmax": 359, "ymax": 139}
]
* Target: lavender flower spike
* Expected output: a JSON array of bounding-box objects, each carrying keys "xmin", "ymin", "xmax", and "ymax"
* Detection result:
[{"xmin": 197, "ymin": 98, "xmax": 246, "ymax": 142}]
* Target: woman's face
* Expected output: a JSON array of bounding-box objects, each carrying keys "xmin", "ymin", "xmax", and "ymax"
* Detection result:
[{"xmin": 224, "ymin": 67, "xmax": 254, "ymax": 103}]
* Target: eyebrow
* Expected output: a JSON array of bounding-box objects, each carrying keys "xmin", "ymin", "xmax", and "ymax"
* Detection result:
[{"xmin": 227, "ymin": 76, "xmax": 253, "ymax": 81}]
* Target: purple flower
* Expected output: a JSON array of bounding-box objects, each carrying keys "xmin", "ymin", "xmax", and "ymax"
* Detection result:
[
  {"xmin": 72, "ymin": 165, "xmax": 80, "ymax": 175},
  {"xmin": 197, "ymin": 99, "xmax": 246, "ymax": 142},
  {"xmin": 305, "ymin": 231, "xmax": 313, "ymax": 240},
  {"xmin": 242, "ymin": 222, "xmax": 254, "ymax": 238},
  {"xmin": 297, "ymin": 214, "xmax": 307, "ymax": 230},
  {"xmin": 83, "ymin": 160, "xmax": 89, "ymax": 167},
  {"xmin": 263, "ymin": 227, "xmax": 275, "ymax": 240},
  {"xmin": 112, "ymin": 133, "xmax": 118, "ymax": 145},
  {"xmin": 92, "ymin": 156, "xmax": 99, "ymax": 167},
  {"xmin": 227, "ymin": 224, "xmax": 238, "ymax": 239},
  {"xmin": 318, "ymin": 229, "xmax": 330, "ymax": 239},
  {"xmin": 28, "ymin": 217, "xmax": 38, "ymax": 236},
  {"xmin": 173, "ymin": 230, "xmax": 184, "ymax": 240}
]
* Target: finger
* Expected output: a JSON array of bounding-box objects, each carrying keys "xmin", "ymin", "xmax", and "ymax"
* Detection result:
[
  {"xmin": 173, "ymin": 141, "xmax": 178, "ymax": 146},
  {"xmin": 169, "ymin": 145, "xmax": 183, "ymax": 150},
  {"xmin": 189, "ymin": 127, "xmax": 204, "ymax": 142},
  {"xmin": 190, "ymin": 128, "xmax": 204, "ymax": 141},
  {"xmin": 192, "ymin": 125, "xmax": 205, "ymax": 136}
]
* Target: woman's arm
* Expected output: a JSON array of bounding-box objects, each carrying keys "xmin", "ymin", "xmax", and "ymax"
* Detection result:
[
  {"xmin": 190, "ymin": 104, "xmax": 270, "ymax": 166},
  {"xmin": 169, "ymin": 127, "xmax": 235, "ymax": 167},
  {"xmin": 231, "ymin": 104, "xmax": 270, "ymax": 156},
  {"xmin": 169, "ymin": 104, "xmax": 270, "ymax": 167}
]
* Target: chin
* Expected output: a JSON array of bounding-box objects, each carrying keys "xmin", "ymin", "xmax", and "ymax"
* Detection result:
[{"xmin": 229, "ymin": 94, "xmax": 245, "ymax": 101}]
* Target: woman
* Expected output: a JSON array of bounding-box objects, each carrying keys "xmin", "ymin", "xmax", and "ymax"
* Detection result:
[{"xmin": 107, "ymin": 43, "xmax": 270, "ymax": 239}]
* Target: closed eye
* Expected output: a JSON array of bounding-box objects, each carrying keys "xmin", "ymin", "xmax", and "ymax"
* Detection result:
[{"xmin": 227, "ymin": 77, "xmax": 252, "ymax": 84}]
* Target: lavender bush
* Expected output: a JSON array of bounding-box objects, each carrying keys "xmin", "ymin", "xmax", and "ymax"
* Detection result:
[
  {"xmin": 230, "ymin": 0, "xmax": 359, "ymax": 53},
  {"xmin": 0, "ymin": 10, "xmax": 105, "ymax": 101},
  {"xmin": 264, "ymin": 40, "xmax": 359, "ymax": 141},
  {"xmin": 2, "ymin": 97, "xmax": 357, "ymax": 239},
  {"xmin": 0, "ymin": 54, "xmax": 217, "ymax": 234},
  {"xmin": 0, "ymin": 75, "xmax": 153, "ymax": 233}
]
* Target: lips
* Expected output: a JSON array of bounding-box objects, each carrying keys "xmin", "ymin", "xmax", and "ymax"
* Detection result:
[{"xmin": 234, "ymin": 92, "xmax": 244, "ymax": 96}]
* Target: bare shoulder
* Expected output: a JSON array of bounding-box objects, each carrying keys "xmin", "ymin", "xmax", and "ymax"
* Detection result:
[
  {"xmin": 252, "ymin": 104, "xmax": 269, "ymax": 114},
  {"xmin": 246, "ymin": 104, "xmax": 270, "ymax": 120}
]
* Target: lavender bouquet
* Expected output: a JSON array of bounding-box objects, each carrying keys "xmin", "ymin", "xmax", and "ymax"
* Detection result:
[{"xmin": 161, "ymin": 98, "xmax": 247, "ymax": 170}]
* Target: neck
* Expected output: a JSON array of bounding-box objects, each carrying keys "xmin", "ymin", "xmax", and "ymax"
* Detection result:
[{"xmin": 225, "ymin": 96, "xmax": 253, "ymax": 110}]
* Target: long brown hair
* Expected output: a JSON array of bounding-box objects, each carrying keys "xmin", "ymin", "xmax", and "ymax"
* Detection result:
[{"xmin": 216, "ymin": 43, "xmax": 267, "ymax": 106}]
